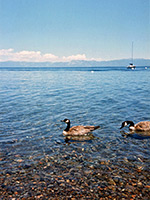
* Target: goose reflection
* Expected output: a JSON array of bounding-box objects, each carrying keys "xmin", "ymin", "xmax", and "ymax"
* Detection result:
[
  {"xmin": 64, "ymin": 134, "xmax": 95, "ymax": 143},
  {"xmin": 120, "ymin": 130, "xmax": 150, "ymax": 139}
]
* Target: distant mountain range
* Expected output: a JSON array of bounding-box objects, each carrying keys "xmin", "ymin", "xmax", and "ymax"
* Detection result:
[{"xmin": 0, "ymin": 58, "xmax": 150, "ymax": 67}]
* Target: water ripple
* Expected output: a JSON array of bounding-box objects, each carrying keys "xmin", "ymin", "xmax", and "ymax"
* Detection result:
[{"xmin": 0, "ymin": 68, "xmax": 150, "ymax": 171}]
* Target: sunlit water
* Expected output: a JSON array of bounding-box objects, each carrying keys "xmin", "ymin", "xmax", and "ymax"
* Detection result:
[{"xmin": 0, "ymin": 67, "xmax": 150, "ymax": 172}]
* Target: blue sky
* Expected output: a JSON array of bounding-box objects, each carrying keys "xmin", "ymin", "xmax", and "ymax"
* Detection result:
[{"xmin": 0, "ymin": 0, "xmax": 149, "ymax": 62}]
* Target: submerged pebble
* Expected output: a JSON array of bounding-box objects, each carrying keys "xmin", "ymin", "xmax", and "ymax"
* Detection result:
[{"xmin": 0, "ymin": 154, "xmax": 150, "ymax": 199}]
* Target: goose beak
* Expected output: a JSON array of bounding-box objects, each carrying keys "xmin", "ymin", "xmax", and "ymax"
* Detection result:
[{"xmin": 120, "ymin": 126, "xmax": 123, "ymax": 129}]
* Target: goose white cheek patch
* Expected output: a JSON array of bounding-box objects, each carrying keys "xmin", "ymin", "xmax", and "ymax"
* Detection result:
[{"xmin": 124, "ymin": 122, "xmax": 127, "ymax": 126}]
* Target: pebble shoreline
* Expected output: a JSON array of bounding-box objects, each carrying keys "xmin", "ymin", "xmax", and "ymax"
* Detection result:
[{"xmin": 0, "ymin": 153, "xmax": 150, "ymax": 199}]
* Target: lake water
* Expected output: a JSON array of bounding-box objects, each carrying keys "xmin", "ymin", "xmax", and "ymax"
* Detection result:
[{"xmin": 0, "ymin": 66, "xmax": 150, "ymax": 176}]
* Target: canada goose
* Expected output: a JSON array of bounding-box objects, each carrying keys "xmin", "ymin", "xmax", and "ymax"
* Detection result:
[
  {"xmin": 61, "ymin": 119, "xmax": 100, "ymax": 136},
  {"xmin": 120, "ymin": 121, "xmax": 150, "ymax": 132}
]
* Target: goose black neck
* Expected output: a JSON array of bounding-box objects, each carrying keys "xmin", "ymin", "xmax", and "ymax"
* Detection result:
[
  {"xmin": 127, "ymin": 121, "xmax": 134, "ymax": 127},
  {"xmin": 65, "ymin": 122, "xmax": 70, "ymax": 132}
]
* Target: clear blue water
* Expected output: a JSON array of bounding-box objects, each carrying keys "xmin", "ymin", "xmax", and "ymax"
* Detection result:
[{"xmin": 0, "ymin": 66, "xmax": 150, "ymax": 172}]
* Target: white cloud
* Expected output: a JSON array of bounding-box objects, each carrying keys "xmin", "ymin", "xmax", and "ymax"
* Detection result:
[
  {"xmin": 62, "ymin": 54, "xmax": 87, "ymax": 61},
  {"xmin": 88, "ymin": 57, "xmax": 103, "ymax": 61},
  {"xmin": 0, "ymin": 49, "xmax": 59, "ymax": 62},
  {"xmin": 62, "ymin": 54, "xmax": 103, "ymax": 62},
  {"xmin": 42, "ymin": 53, "xmax": 58, "ymax": 61},
  {"xmin": 0, "ymin": 48, "xmax": 14, "ymax": 55},
  {"xmin": 15, "ymin": 50, "xmax": 41, "ymax": 62},
  {"xmin": 0, "ymin": 49, "xmax": 102, "ymax": 62}
]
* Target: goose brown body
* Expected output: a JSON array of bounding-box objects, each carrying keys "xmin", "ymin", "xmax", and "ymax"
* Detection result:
[
  {"xmin": 61, "ymin": 119, "xmax": 100, "ymax": 136},
  {"xmin": 133, "ymin": 121, "xmax": 150, "ymax": 131},
  {"xmin": 120, "ymin": 121, "xmax": 150, "ymax": 132}
]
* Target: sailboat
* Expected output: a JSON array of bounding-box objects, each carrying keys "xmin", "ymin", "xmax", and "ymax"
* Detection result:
[{"xmin": 127, "ymin": 42, "xmax": 136, "ymax": 69}]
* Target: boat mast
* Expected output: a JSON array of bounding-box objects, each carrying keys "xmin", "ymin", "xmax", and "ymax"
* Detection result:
[
  {"xmin": 131, "ymin": 41, "xmax": 133, "ymax": 64},
  {"xmin": 127, "ymin": 41, "xmax": 135, "ymax": 69}
]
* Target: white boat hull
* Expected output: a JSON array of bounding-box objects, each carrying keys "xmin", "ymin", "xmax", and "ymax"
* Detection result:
[{"xmin": 127, "ymin": 64, "xmax": 136, "ymax": 69}]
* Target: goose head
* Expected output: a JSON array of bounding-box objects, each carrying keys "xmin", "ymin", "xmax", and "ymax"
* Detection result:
[
  {"xmin": 120, "ymin": 121, "xmax": 134, "ymax": 129},
  {"xmin": 61, "ymin": 118, "xmax": 71, "ymax": 132},
  {"xmin": 61, "ymin": 118, "xmax": 70, "ymax": 124}
]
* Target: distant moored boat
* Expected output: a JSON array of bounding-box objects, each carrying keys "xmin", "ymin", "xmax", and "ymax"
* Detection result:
[
  {"xmin": 127, "ymin": 63, "xmax": 136, "ymax": 69},
  {"xmin": 127, "ymin": 42, "xmax": 136, "ymax": 69}
]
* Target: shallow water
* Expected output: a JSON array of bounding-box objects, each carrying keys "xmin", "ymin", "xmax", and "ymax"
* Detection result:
[{"xmin": 0, "ymin": 66, "xmax": 150, "ymax": 172}]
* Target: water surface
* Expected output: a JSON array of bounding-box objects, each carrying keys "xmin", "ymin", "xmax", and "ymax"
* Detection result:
[{"xmin": 0, "ymin": 66, "xmax": 150, "ymax": 172}]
